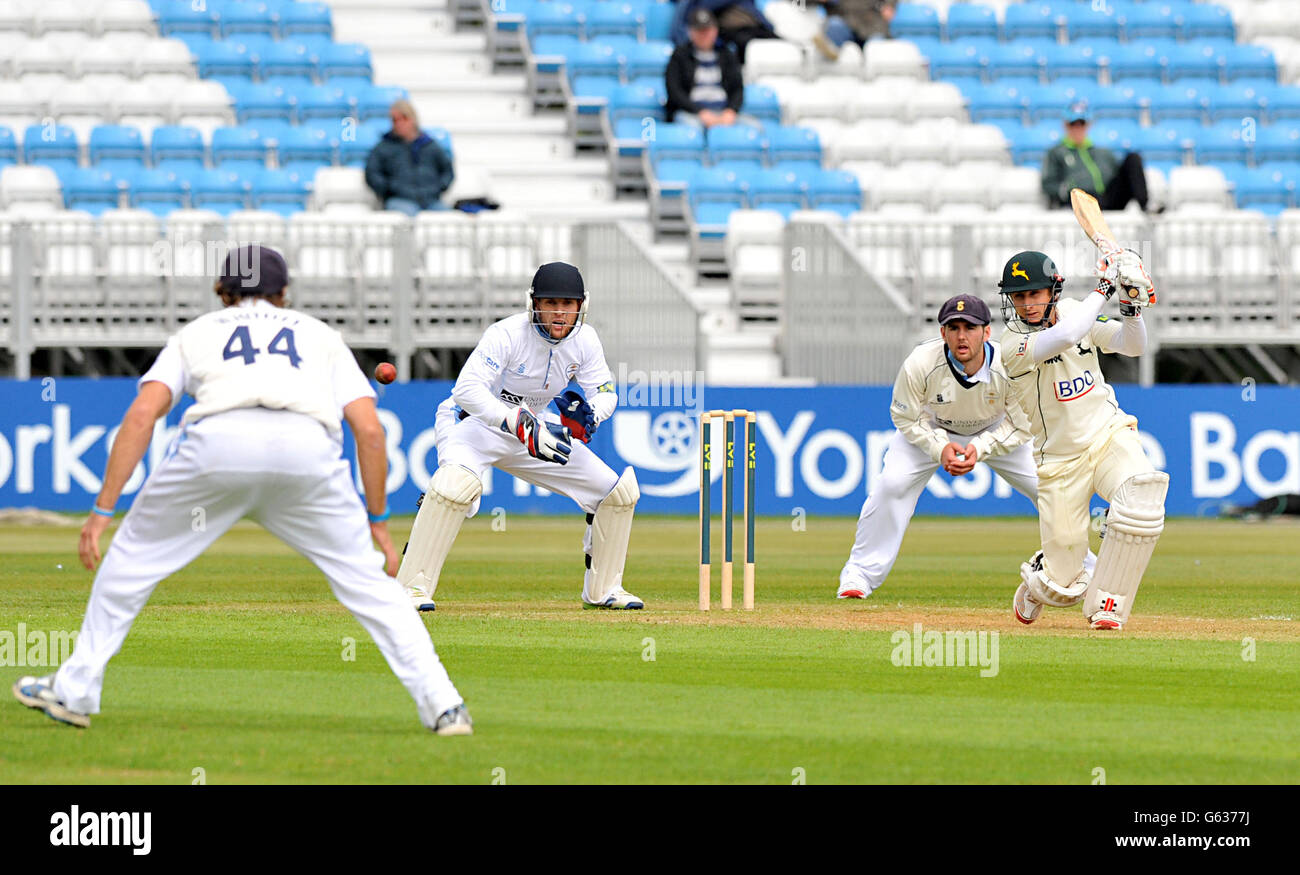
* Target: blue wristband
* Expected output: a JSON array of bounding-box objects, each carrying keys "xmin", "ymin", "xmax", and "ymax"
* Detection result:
[
  {"xmin": 368, "ymin": 508, "xmax": 390, "ymax": 523},
  {"xmin": 91, "ymin": 506, "xmax": 115, "ymax": 518}
]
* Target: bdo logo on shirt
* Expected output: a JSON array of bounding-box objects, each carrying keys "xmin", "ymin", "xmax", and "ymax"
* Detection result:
[{"xmin": 1055, "ymin": 370, "xmax": 1096, "ymax": 401}]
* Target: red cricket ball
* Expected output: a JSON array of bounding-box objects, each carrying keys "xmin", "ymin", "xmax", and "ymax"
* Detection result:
[{"xmin": 374, "ymin": 362, "xmax": 397, "ymax": 385}]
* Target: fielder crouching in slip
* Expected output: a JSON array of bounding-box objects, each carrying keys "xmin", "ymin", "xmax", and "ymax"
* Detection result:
[
  {"xmin": 998, "ymin": 249, "xmax": 1168, "ymax": 631},
  {"xmin": 397, "ymin": 262, "xmax": 644, "ymax": 612},
  {"xmin": 837, "ymin": 294, "xmax": 1091, "ymax": 599}
]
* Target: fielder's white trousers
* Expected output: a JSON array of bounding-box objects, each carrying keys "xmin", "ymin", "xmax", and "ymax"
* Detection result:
[
  {"xmin": 840, "ymin": 430, "xmax": 1040, "ymax": 593},
  {"xmin": 53, "ymin": 408, "xmax": 464, "ymax": 728},
  {"xmin": 434, "ymin": 411, "xmax": 621, "ymax": 602}
]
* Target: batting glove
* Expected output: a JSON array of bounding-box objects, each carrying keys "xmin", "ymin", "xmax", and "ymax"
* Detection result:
[
  {"xmin": 554, "ymin": 389, "xmax": 596, "ymax": 443},
  {"xmin": 1115, "ymin": 249, "xmax": 1156, "ymax": 308},
  {"xmin": 502, "ymin": 407, "xmax": 572, "ymax": 465}
]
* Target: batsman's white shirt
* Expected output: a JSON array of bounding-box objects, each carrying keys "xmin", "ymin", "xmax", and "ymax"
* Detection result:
[
  {"xmin": 1000, "ymin": 298, "xmax": 1133, "ymax": 466},
  {"xmin": 52, "ymin": 298, "xmax": 464, "ymax": 727}
]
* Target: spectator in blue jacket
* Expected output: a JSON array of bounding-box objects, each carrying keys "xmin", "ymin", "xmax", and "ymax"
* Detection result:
[
  {"xmin": 365, "ymin": 100, "xmax": 454, "ymax": 215},
  {"xmin": 671, "ymin": 0, "xmax": 777, "ymax": 64}
]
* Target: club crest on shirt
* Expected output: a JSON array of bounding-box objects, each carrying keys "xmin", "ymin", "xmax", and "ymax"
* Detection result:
[
  {"xmin": 933, "ymin": 392, "xmax": 949, "ymax": 404},
  {"xmin": 1055, "ymin": 370, "xmax": 1096, "ymax": 401}
]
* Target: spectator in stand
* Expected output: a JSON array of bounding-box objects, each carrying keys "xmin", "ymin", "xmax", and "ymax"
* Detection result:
[
  {"xmin": 1042, "ymin": 102, "xmax": 1154, "ymax": 212},
  {"xmin": 365, "ymin": 100, "xmax": 454, "ymax": 216},
  {"xmin": 666, "ymin": 9, "xmax": 758, "ymax": 130},
  {"xmin": 671, "ymin": 0, "xmax": 778, "ymax": 65},
  {"xmin": 809, "ymin": 0, "xmax": 897, "ymax": 61}
]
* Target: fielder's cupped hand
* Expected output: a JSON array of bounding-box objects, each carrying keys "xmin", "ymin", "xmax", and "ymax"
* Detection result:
[
  {"xmin": 554, "ymin": 389, "xmax": 596, "ymax": 443},
  {"xmin": 79, "ymin": 512, "xmax": 111, "ymax": 570},
  {"xmin": 941, "ymin": 441, "xmax": 978, "ymax": 476},
  {"xmin": 502, "ymin": 407, "xmax": 572, "ymax": 464},
  {"xmin": 370, "ymin": 521, "xmax": 400, "ymax": 576}
]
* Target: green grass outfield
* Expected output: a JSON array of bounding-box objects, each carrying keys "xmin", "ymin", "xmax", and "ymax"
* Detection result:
[{"xmin": 1, "ymin": 516, "xmax": 1296, "ymax": 784}]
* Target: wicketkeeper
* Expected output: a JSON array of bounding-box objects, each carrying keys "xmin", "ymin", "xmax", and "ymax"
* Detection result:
[{"xmin": 999, "ymin": 249, "xmax": 1168, "ymax": 630}]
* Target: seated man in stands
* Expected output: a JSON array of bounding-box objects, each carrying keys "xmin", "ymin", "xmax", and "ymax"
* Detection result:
[
  {"xmin": 1042, "ymin": 102, "xmax": 1153, "ymax": 212},
  {"xmin": 809, "ymin": 0, "xmax": 897, "ymax": 62},
  {"xmin": 365, "ymin": 99, "xmax": 454, "ymax": 216},
  {"xmin": 672, "ymin": 0, "xmax": 777, "ymax": 64},
  {"xmin": 666, "ymin": 9, "xmax": 755, "ymax": 131}
]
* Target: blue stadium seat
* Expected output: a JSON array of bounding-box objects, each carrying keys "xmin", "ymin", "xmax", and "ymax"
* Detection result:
[
  {"xmin": 296, "ymin": 84, "xmax": 352, "ymax": 121},
  {"xmin": 339, "ymin": 123, "xmax": 385, "ymax": 167},
  {"xmin": 646, "ymin": 124, "xmax": 705, "ymax": 167},
  {"xmin": 228, "ymin": 81, "xmax": 296, "ymax": 122},
  {"xmin": 0, "ymin": 127, "xmax": 16, "ymax": 165},
  {"xmin": 1024, "ymin": 82, "xmax": 1077, "ymax": 123},
  {"xmin": 745, "ymin": 167, "xmax": 806, "ymax": 216},
  {"xmin": 1086, "ymin": 83, "xmax": 1138, "ymax": 121},
  {"xmin": 1107, "ymin": 42, "xmax": 1162, "ymax": 83},
  {"xmin": 622, "ymin": 41, "xmax": 673, "ymax": 81},
  {"xmin": 1091, "ymin": 119, "xmax": 1143, "ymax": 154},
  {"xmin": 1254, "ymin": 126, "xmax": 1300, "ymax": 163},
  {"xmin": 1131, "ymin": 125, "xmax": 1188, "ymax": 164},
  {"xmin": 608, "ymin": 81, "xmax": 665, "ymax": 123},
  {"xmin": 323, "ymin": 76, "xmax": 373, "ymax": 112},
  {"xmin": 602, "ymin": 35, "xmax": 644, "ymax": 67},
  {"xmin": 60, "ymin": 167, "xmax": 121, "ymax": 214},
  {"xmin": 688, "ymin": 166, "xmax": 747, "ymax": 233},
  {"xmin": 741, "ymin": 84, "xmax": 781, "ymax": 125},
  {"xmin": 1223, "ymin": 46, "xmax": 1277, "ymax": 83},
  {"xmin": 586, "ymin": 3, "xmax": 644, "ymax": 39},
  {"xmin": 221, "ymin": 2, "xmax": 277, "ymax": 38},
  {"xmin": 258, "ymin": 41, "xmax": 316, "ymax": 80},
  {"xmin": 526, "ymin": 3, "xmax": 584, "ymax": 39},
  {"xmin": 644, "ymin": 2, "xmax": 675, "ymax": 42},
  {"xmin": 189, "ymin": 168, "xmax": 249, "ymax": 214},
  {"xmin": 129, "ymin": 168, "xmax": 188, "ymax": 215},
  {"xmin": 1201, "ymin": 82, "xmax": 1267, "ymax": 123},
  {"xmin": 927, "ymin": 43, "xmax": 986, "ymax": 80},
  {"xmin": 1160, "ymin": 43, "xmax": 1220, "ymax": 83},
  {"xmin": 1144, "ymin": 82, "xmax": 1205, "ymax": 123},
  {"xmin": 23, "ymin": 124, "xmax": 79, "ymax": 165},
  {"xmin": 565, "ymin": 42, "xmax": 621, "ymax": 82},
  {"xmin": 194, "ymin": 40, "xmax": 256, "ymax": 79},
  {"xmin": 1045, "ymin": 44, "xmax": 1101, "ymax": 81},
  {"xmin": 89, "ymin": 126, "xmax": 147, "ymax": 165},
  {"xmin": 1179, "ymin": 3, "xmax": 1234, "ymax": 41},
  {"xmin": 1121, "ymin": 3, "xmax": 1181, "ymax": 42},
  {"xmin": 1230, "ymin": 165, "xmax": 1294, "ymax": 211},
  {"xmin": 1053, "ymin": 76, "xmax": 1101, "ymax": 105},
  {"xmin": 612, "ymin": 117, "xmax": 651, "ymax": 160},
  {"xmin": 572, "ymin": 74, "xmax": 621, "ymax": 119},
  {"xmin": 531, "ymin": 33, "xmax": 581, "ymax": 76},
  {"xmin": 983, "ymin": 41, "xmax": 1047, "ymax": 82},
  {"xmin": 890, "ymin": 4, "xmax": 941, "ymax": 40},
  {"xmin": 248, "ymin": 119, "xmax": 297, "ymax": 147},
  {"xmin": 1064, "ymin": 3, "xmax": 1121, "ymax": 41},
  {"xmin": 1264, "ymin": 84, "xmax": 1300, "ymax": 122},
  {"xmin": 151, "ymin": 125, "xmax": 206, "ymax": 165},
  {"xmin": 807, "ymin": 168, "xmax": 861, "ymax": 216},
  {"xmin": 158, "ymin": 0, "xmax": 219, "ymax": 37},
  {"xmin": 707, "ymin": 125, "xmax": 765, "ymax": 165},
  {"xmin": 765, "ymin": 126, "xmax": 821, "ymax": 167},
  {"xmin": 250, "ymin": 167, "xmax": 311, "ymax": 214},
  {"xmin": 1003, "ymin": 4, "xmax": 1061, "ymax": 42},
  {"xmin": 356, "ymin": 84, "xmax": 410, "ymax": 122},
  {"xmin": 1195, "ymin": 125, "xmax": 1251, "ymax": 164},
  {"xmin": 211, "ymin": 126, "xmax": 269, "ymax": 166},
  {"xmin": 1003, "ymin": 121, "xmax": 1060, "ymax": 165},
  {"xmin": 318, "ymin": 43, "xmax": 373, "ymax": 80},
  {"xmin": 946, "ymin": 4, "xmax": 998, "ymax": 41},
  {"xmin": 967, "ymin": 82, "xmax": 1030, "ymax": 123},
  {"xmin": 280, "ymin": 1, "xmax": 333, "ymax": 38}
]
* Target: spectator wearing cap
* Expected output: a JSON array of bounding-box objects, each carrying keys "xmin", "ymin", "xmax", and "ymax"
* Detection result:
[
  {"xmin": 808, "ymin": 0, "xmax": 898, "ymax": 62},
  {"xmin": 670, "ymin": 0, "xmax": 777, "ymax": 65},
  {"xmin": 665, "ymin": 8, "xmax": 757, "ymax": 130},
  {"xmin": 1041, "ymin": 102, "xmax": 1153, "ymax": 212},
  {"xmin": 365, "ymin": 99, "xmax": 455, "ymax": 216},
  {"xmin": 834, "ymin": 292, "xmax": 1043, "ymax": 601}
]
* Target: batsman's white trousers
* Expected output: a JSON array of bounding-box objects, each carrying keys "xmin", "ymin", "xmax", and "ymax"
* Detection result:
[
  {"xmin": 433, "ymin": 410, "xmax": 620, "ymax": 515},
  {"xmin": 53, "ymin": 408, "xmax": 464, "ymax": 727},
  {"xmin": 1036, "ymin": 417, "xmax": 1156, "ymax": 588},
  {"xmin": 840, "ymin": 430, "xmax": 1040, "ymax": 593}
]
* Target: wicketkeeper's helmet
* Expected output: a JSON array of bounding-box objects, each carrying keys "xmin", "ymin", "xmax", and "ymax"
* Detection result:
[
  {"xmin": 527, "ymin": 261, "xmax": 588, "ymax": 345},
  {"xmin": 998, "ymin": 250, "xmax": 1063, "ymax": 333}
]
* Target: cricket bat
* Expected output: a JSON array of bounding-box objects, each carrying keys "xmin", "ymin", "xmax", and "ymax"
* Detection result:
[{"xmin": 1069, "ymin": 187, "xmax": 1156, "ymax": 305}]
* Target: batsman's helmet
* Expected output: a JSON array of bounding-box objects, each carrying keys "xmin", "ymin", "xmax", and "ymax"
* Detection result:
[
  {"xmin": 998, "ymin": 250, "xmax": 1063, "ymax": 333},
  {"xmin": 528, "ymin": 261, "xmax": 588, "ymax": 345}
]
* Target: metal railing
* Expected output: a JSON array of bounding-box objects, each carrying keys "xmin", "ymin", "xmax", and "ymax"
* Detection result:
[{"xmin": 783, "ymin": 216, "xmax": 917, "ymax": 383}]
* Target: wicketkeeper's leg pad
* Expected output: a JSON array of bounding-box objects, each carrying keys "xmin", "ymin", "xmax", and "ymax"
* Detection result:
[
  {"xmin": 1084, "ymin": 471, "xmax": 1169, "ymax": 623},
  {"xmin": 1021, "ymin": 550, "xmax": 1089, "ymax": 608},
  {"xmin": 397, "ymin": 465, "xmax": 482, "ymax": 598},
  {"xmin": 583, "ymin": 467, "xmax": 639, "ymax": 604}
]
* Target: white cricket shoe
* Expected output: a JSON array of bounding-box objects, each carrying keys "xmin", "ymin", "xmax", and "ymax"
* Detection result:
[
  {"xmin": 407, "ymin": 584, "xmax": 436, "ymax": 613},
  {"xmin": 837, "ymin": 584, "xmax": 869, "ymax": 599},
  {"xmin": 1013, "ymin": 582, "xmax": 1042, "ymax": 625},
  {"xmin": 1089, "ymin": 610, "xmax": 1123, "ymax": 631},
  {"xmin": 12, "ymin": 675, "xmax": 90, "ymax": 728},
  {"xmin": 583, "ymin": 587, "xmax": 644, "ymax": 610},
  {"xmin": 432, "ymin": 704, "xmax": 473, "ymax": 736}
]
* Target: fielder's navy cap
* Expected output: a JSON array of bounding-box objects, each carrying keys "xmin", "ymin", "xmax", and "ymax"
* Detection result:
[
  {"xmin": 938, "ymin": 294, "xmax": 991, "ymax": 326},
  {"xmin": 218, "ymin": 244, "xmax": 289, "ymax": 297},
  {"xmin": 530, "ymin": 262, "xmax": 586, "ymax": 300},
  {"xmin": 688, "ymin": 8, "xmax": 717, "ymax": 29}
]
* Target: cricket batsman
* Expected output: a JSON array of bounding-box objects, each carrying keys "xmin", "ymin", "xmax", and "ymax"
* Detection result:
[
  {"xmin": 999, "ymin": 249, "xmax": 1168, "ymax": 631},
  {"xmin": 397, "ymin": 262, "xmax": 643, "ymax": 611},
  {"xmin": 839, "ymin": 294, "xmax": 1060, "ymax": 598}
]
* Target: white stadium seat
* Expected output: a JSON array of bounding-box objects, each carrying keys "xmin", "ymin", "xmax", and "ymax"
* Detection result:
[
  {"xmin": 1168, "ymin": 166, "xmax": 1231, "ymax": 210},
  {"xmin": 960, "ymin": 124, "xmax": 1012, "ymax": 165},
  {"xmin": 934, "ymin": 167, "xmax": 991, "ymax": 211},
  {"xmin": 172, "ymin": 80, "xmax": 234, "ymax": 126},
  {"xmin": 875, "ymin": 161, "xmax": 945, "ymax": 209},
  {"xmin": 97, "ymin": 0, "xmax": 157, "ymax": 37},
  {"xmin": 834, "ymin": 119, "xmax": 899, "ymax": 164},
  {"xmin": 0, "ymin": 0, "xmax": 39, "ymax": 34},
  {"xmin": 137, "ymin": 39, "xmax": 198, "ymax": 78},
  {"xmin": 15, "ymin": 34, "xmax": 89, "ymax": 77},
  {"xmin": 849, "ymin": 80, "xmax": 911, "ymax": 121},
  {"xmin": 744, "ymin": 39, "xmax": 807, "ymax": 80},
  {"xmin": 1, "ymin": 165, "xmax": 62, "ymax": 211},
  {"xmin": 313, "ymin": 167, "xmax": 378, "ymax": 211},
  {"xmin": 227, "ymin": 211, "xmax": 291, "ymax": 251},
  {"xmin": 35, "ymin": 0, "xmax": 98, "ymax": 35},
  {"xmin": 864, "ymin": 40, "xmax": 927, "ymax": 80},
  {"xmin": 888, "ymin": 119, "xmax": 958, "ymax": 165},
  {"xmin": 992, "ymin": 165, "xmax": 1043, "ymax": 209},
  {"xmin": 78, "ymin": 33, "xmax": 152, "ymax": 78},
  {"xmin": 762, "ymin": 0, "xmax": 823, "ymax": 43},
  {"xmin": 727, "ymin": 208, "xmax": 785, "ymax": 318},
  {"xmin": 906, "ymin": 81, "xmax": 965, "ymax": 122}
]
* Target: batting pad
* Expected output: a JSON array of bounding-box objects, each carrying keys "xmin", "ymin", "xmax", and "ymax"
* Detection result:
[
  {"xmin": 397, "ymin": 465, "xmax": 482, "ymax": 598},
  {"xmin": 584, "ymin": 467, "xmax": 639, "ymax": 604},
  {"xmin": 1022, "ymin": 551, "xmax": 1089, "ymax": 608},
  {"xmin": 1085, "ymin": 472, "xmax": 1169, "ymax": 623}
]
